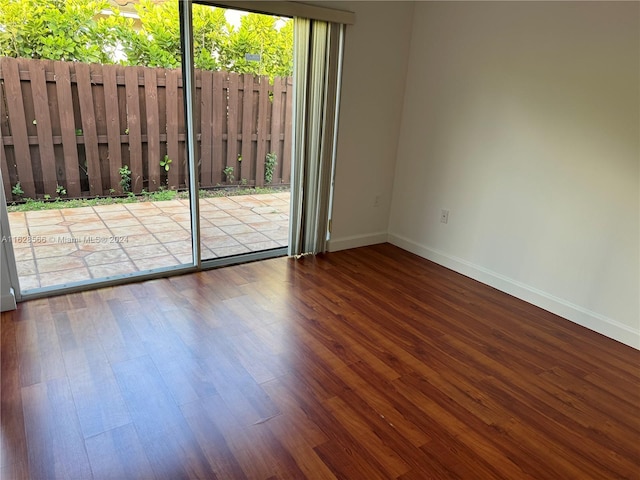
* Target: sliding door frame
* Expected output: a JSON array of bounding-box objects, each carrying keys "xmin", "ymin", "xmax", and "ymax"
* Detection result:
[{"xmin": 1, "ymin": 0, "xmax": 353, "ymax": 302}]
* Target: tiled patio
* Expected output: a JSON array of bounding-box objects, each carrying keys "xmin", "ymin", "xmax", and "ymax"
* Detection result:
[{"xmin": 6, "ymin": 192, "xmax": 290, "ymax": 291}]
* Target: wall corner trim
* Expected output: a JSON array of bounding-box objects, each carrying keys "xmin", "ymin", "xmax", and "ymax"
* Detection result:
[{"xmin": 388, "ymin": 233, "xmax": 640, "ymax": 350}]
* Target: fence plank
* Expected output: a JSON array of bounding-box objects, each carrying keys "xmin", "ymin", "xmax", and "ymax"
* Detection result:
[
  {"xmin": 282, "ymin": 77, "xmax": 293, "ymax": 184},
  {"xmin": 270, "ymin": 76, "xmax": 284, "ymax": 177},
  {"xmin": 212, "ymin": 72, "xmax": 224, "ymax": 186},
  {"xmin": 0, "ymin": 113, "xmax": 11, "ymax": 196},
  {"xmin": 165, "ymin": 69, "xmax": 180, "ymax": 189},
  {"xmin": 28, "ymin": 60, "xmax": 57, "ymax": 196},
  {"xmin": 124, "ymin": 67, "xmax": 143, "ymax": 193},
  {"xmin": 241, "ymin": 75, "xmax": 254, "ymax": 184},
  {"xmin": 102, "ymin": 64, "xmax": 123, "ymax": 194},
  {"xmin": 75, "ymin": 63, "xmax": 102, "ymax": 196},
  {"xmin": 200, "ymin": 70, "xmax": 213, "ymax": 187},
  {"xmin": 90, "ymin": 63, "xmax": 109, "ymax": 196},
  {"xmin": 0, "ymin": 143, "xmax": 11, "ymax": 197},
  {"xmin": 1, "ymin": 57, "xmax": 35, "ymax": 198},
  {"xmin": 53, "ymin": 61, "xmax": 81, "ymax": 197},
  {"xmin": 144, "ymin": 67, "xmax": 161, "ymax": 192},
  {"xmin": 0, "ymin": 73, "xmax": 13, "ymax": 195},
  {"xmin": 255, "ymin": 76, "xmax": 269, "ymax": 187},
  {"xmin": 226, "ymin": 73, "xmax": 239, "ymax": 182}
]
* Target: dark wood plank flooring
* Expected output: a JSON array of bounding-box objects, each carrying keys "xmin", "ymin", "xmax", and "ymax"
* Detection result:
[{"xmin": 1, "ymin": 243, "xmax": 639, "ymax": 479}]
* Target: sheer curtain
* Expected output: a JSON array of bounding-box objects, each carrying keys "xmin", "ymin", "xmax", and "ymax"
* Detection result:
[{"xmin": 289, "ymin": 18, "xmax": 345, "ymax": 256}]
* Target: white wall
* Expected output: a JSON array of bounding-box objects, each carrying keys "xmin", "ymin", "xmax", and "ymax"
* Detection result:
[
  {"xmin": 388, "ymin": 2, "xmax": 640, "ymax": 348},
  {"xmin": 325, "ymin": 1, "xmax": 414, "ymax": 251}
]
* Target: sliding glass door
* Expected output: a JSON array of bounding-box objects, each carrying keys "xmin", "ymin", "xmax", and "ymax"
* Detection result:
[
  {"xmin": 1, "ymin": 0, "xmax": 194, "ymax": 295},
  {"xmin": 192, "ymin": 4, "xmax": 292, "ymax": 264},
  {"xmin": 0, "ymin": 0, "xmax": 293, "ymax": 297}
]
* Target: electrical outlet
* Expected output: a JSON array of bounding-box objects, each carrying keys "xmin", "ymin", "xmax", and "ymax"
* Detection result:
[{"xmin": 440, "ymin": 209, "xmax": 449, "ymax": 224}]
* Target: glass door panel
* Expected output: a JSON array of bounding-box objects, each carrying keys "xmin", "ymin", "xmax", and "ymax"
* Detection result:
[
  {"xmin": 192, "ymin": 4, "xmax": 292, "ymax": 262},
  {"xmin": 1, "ymin": 0, "xmax": 193, "ymax": 293}
]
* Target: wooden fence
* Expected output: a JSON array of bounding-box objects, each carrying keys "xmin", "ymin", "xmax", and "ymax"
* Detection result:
[{"xmin": 0, "ymin": 57, "xmax": 292, "ymax": 200}]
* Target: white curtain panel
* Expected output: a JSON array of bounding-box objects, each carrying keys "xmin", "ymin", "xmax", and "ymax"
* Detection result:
[{"xmin": 289, "ymin": 18, "xmax": 344, "ymax": 256}]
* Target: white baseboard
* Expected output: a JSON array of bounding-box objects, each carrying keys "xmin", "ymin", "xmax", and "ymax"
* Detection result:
[
  {"xmin": 388, "ymin": 233, "xmax": 639, "ymax": 350},
  {"xmin": 328, "ymin": 232, "xmax": 388, "ymax": 252},
  {"xmin": 1, "ymin": 287, "xmax": 16, "ymax": 312}
]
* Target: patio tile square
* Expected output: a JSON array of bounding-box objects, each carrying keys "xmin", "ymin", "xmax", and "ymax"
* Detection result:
[
  {"xmin": 201, "ymin": 210, "xmax": 231, "ymax": 219},
  {"xmin": 265, "ymin": 230, "xmax": 289, "ymax": 242},
  {"xmin": 125, "ymin": 203, "xmax": 161, "ymax": 212},
  {"xmin": 252, "ymin": 206, "xmax": 285, "ymax": 215},
  {"xmin": 66, "ymin": 213, "xmax": 102, "ymax": 223},
  {"xmin": 232, "ymin": 210, "xmax": 260, "ymax": 218},
  {"xmin": 32, "ymin": 243, "xmax": 78, "ymax": 259},
  {"xmin": 18, "ymin": 274, "xmax": 40, "ymax": 291},
  {"xmin": 84, "ymin": 249, "xmax": 130, "ymax": 267},
  {"xmin": 13, "ymin": 247, "xmax": 34, "ymax": 261},
  {"xmin": 200, "ymin": 226, "xmax": 226, "ymax": 239},
  {"xmin": 36, "ymin": 256, "xmax": 87, "ymax": 274},
  {"xmin": 144, "ymin": 222, "xmax": 184, "ymax": 234},
  {"xmin": 120, "ymin": 234, "xmax": 160, "ymax": 247},
  {"xmin": 153, "ymin": 230, "xmax": 191, "ymax": 243},
  {"xmin": 211, "ymin": 245, "xmax": 250, "ymax": 257},
  {"xmin": 175, "ymin": 253, "xmax": 197, "ymax": 263},
  {"xmin": 28, "ymin": 225, "xmax": 71, "ymax": 236},
  {"xmin": 241, "ymin": 214, "xmax": 271, "ymax": 224},
  {"xmin": 73, "ymin": 228, "xmax": 120, "ymax": 252},
  {"xmin": 231, "ymin": 232, "xmax": 271, "ymax": 244},
  {"xmin": 245, "ymin": 240, "xmax": 282, "ymax": 252},
  {"xmin": 155, "ymin": 206, "xmax": 188, "ymax": 215},
  {"xmin": 153, "ymin": 200, "xmax": 185, "ymax": 209},
  {"xmin": 26, "ymin": 215, "xmax": 66, "ymax": 227},
  {"xmin": 168, "ymin": 213, "xmax": 191, "ymax": 222},
  {"xmin": 199, "ymin": 204, "xmax": 224, "ymax": 216},
  {"xmin": 40, "ymin": 267, "xmax": 92, "ymax": 287},
  {"xmin": 162, "ymin": 241, "xmax": 193, "ymax": 256},
  {"xmin": 211, "ymin": 199, "xmax": 242, "ymax": 210},
  {"xmin": 16, "ymin": 259, "xmax": 37, "ymax": 276},
  {"xmin": 219, "ymin": 224, "xmax": 256, "ymax": 235},
  {"xmin": 247, "ymin": 221, "xmax": 280, "ymax": 232},
  {"xmin": 259, "ymin": 213, "xmax": 289, "ymax": 222},
  {"xmin": 8, "ymin": 211, "xmax": 26, "ymax": 222},
  {"xmin": 24, "ymin": 210, "xmax": 63, "ymax": 220},
  {"xmin": 69, "ymin": 221, "xmax": 107, "ymax": 232},
  {"xmin": 91, "ymin": 204, "xmax": 128, "ymax": 212},
  {"xmin": 202, "ymin": 236, "xmax": 242, "ymax": 249},
  {"xmin": 103, "ymin": 217, "xmax": 142, "ymax": 227},
  {"xmin": 133, "ymin": 255, "xmax": 181, "ymax": 271},
  {"xmin": 235, "ymin": 199, "xmax": 265, "ymax": 208},
  {"xmin": 6, "ymin": 225, "xmax": 29, "ymax": 236},
  {"xmin": 70, "ymin": 250, "xmax": 94, "ymax": 258},
  {"xmin": 109, "ymin": 225, "xmax": 153, "ymax": 236},
  {"xmin": 209, "ymin": 216, "xmax": 242, "ymax": 227},
  {"xmin": 97, "ymin": 211, "xmax": 136, "ymax": 221},
  {"xmin": 60, "ymin": 207, "xmax": 95, "ymax": 217},
  {"xmin": 89, "ymin": 262, "xmax": 137, "ymax": 279},
  {"xmin": 138, "ymin": 214, "xmax": 174, "ymax": 225},
  {"xmin": 7, "ymin": 237, "xmax": 34, "ymax": 249},
  {"xmin": 123, "ymin": 244, "xmax": 170, "ymax": 260}
]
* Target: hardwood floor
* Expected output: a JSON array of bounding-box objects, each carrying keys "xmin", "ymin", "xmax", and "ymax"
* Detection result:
[{"xmin": 1, "ymin": 243, "xmax": 638, "ymax": 479}]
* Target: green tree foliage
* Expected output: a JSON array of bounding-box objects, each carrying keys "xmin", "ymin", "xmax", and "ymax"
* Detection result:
[
  {"xmin": 0, "ymin": 0, "xmax": 111, "ymax": 63},
  {"xmin": 0, "ymin": 0, "xmax": 293, "ymax": 76},
  {"xmin": 221, "ymin": 13, "xmax": 293, "ymax": 77}
]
